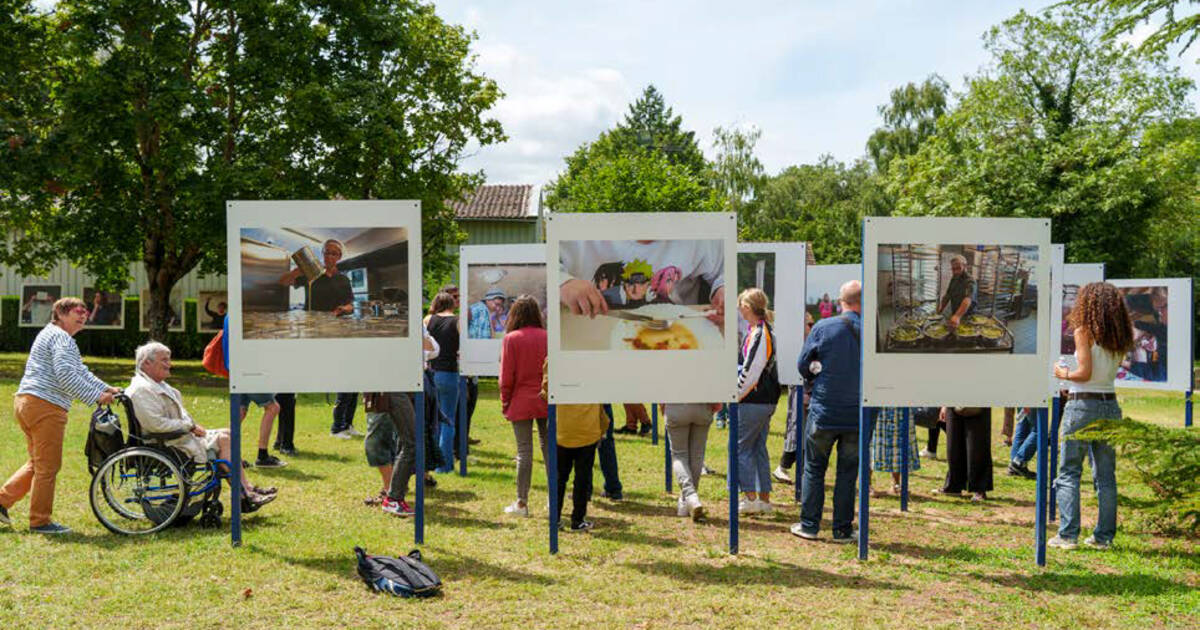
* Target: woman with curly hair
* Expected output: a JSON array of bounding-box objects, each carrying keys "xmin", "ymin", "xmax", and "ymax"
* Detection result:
[{"xmin": 1049, "ymin": 282, "xmax": 1134, "ymax": 551}]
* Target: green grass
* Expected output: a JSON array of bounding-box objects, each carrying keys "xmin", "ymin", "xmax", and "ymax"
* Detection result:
[{"xmin": 0, "ymin": 352, "xmax": 1196, "ymax": 628}]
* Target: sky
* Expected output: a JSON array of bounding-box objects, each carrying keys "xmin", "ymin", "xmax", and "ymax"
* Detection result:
[{"xmin": 433, "ymin": 0, "xmax": 1200, "ymax": 187}]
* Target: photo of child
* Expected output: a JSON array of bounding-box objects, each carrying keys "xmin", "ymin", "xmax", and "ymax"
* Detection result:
[{"xmin": 1116, "ymin": 286, "xmax": 1169, "ymax": 383}]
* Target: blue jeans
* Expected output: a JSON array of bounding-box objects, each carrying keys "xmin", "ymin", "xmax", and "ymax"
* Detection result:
[
  {"xmin": 736, "ymin": 403, "xmax": 775, "ymax": 494},
  {"xmin": 598, "ymin": 405, "xmax": 622, "ymax": 497},
  {"xmin": 1055, "ymin": 398, "xmax": 1120, "ymax": 543},
  {"xmin": 799, "ymin": 424, "xmax": 859, "ymax": 536},
  {"xmin": 1010, "ymin": 412, "xmax": 1037, "ymax": 464},
  {"xmin": 432, "ymin": 370, "xmax": 461, "ymax": 473}
]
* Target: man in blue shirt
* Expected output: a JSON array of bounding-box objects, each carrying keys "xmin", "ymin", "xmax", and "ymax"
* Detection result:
[{"xmin": 792, "ymin": 280, "xmax": 863, "ymax": 544}]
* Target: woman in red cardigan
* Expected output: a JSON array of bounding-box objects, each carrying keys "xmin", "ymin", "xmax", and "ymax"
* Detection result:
[{"xmin": 498, "ymin": 295, "xmax": 549, "ymax": 517}]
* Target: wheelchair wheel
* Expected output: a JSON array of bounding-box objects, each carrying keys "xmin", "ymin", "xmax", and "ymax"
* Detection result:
[{"xmin": 90, "ymin": 447, "xmax": 189, "ymax": 535}]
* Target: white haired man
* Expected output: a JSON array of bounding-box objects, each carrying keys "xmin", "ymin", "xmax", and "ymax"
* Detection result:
[{"xmin": 126, "ymin": 342, "xmax": 276, "ymax": 510}]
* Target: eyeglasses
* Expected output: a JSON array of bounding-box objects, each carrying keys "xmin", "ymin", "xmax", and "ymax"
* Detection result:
[{"xmin": 69, "ymin": 307, "xmax": 89, "ymax": 315}]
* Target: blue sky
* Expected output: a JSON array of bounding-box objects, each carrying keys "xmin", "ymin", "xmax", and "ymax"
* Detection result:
[{"xmin": 434, "ymin": 1, "xmax": 1200, "ymax": 186}]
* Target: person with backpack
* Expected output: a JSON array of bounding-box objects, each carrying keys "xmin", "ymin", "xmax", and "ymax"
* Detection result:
[
  {"xmin": 792, "ymin": 280, "xmax": 864, "ymax": 544},
  {"xmin": 735, "ymin": 288, "xmax": 782, "ymax": 515}
]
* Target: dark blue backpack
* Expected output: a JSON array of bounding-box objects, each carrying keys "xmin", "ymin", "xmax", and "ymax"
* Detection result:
[{"xmin": 355, "ymin": 547, "xmax": 442, "ymax": 598}]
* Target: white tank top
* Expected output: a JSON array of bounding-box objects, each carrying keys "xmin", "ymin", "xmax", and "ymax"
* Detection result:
[{"xmin": 1069, "ymin": 342, "xmax": 1121, "ymax": 394}]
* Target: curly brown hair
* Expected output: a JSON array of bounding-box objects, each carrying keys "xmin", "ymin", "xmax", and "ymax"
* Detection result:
[
  {"xmin": 1068, "ymin": 282, "xmax": 1134, "ymax": 355},
  {"xmin": 505, "ymin": 295, "xmax": 544, "ymax": 332}
]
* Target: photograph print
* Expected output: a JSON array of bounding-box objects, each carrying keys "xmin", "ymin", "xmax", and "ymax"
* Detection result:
[
  {"xmin": 198, "ymin": 290, "xmax": 228, "ymax": 332},
  {"xmin": 1115, "ymin": 285, "xmax": 1169, "ymax": 384},
  {"xmin": 806, "ymin": 264, "xmax": 859, "ymax": 323},
  {"xmin": 82, "ymin": 287, "xmax": 124, "ymax": 329},
  {"xmin": 736, "ymin": 251, "xmax": 775, "ymax": 347},
  {"xmin": 19, "ymin": 284, "xmax": 63, "ymax": 327},
  {"xmin": 558, "ymin": 239, "xmax": 725, "ymax": 351},
  {"xmin": 140, "ymin": 288, "xmax": 185, "ymax": 331},
  {"xmin": 466, "ymin": 263, "xmax": 547, "ymax": 340},
  {"xmin": 876, "ymin": 243, "xmax": 1040, "ymax": 354},
  {"xmin": 239, "ymin": 227, "xmax": 409, "ymax": 340}
]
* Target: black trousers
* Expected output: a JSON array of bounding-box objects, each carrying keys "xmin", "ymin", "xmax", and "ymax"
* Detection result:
[
  {"xmin": 555, "ymin": 442, "xmax": 598, "ymax": 527},
  {"xmin": 941, "ymin": 408, "xmax": 993, "ymax": 493},
  {"xmin": 331, "ymin": 392, "xmax": 358, "ymax": 433},
  {"xmin": 273, "ymin": 393, "xmax": 296, "ymax": 450},
  {"xmin": 927, "ymin": 424, "xmax": 944, "ymax": 454}
]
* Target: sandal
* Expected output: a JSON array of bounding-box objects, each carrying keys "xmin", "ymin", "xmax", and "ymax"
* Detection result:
[
  {"xmin": 363, "ymin": 490, "xmax": 385, "ymax": 506},
  {"xmin": 932, "ymin": 488, "xmax": 963, "ymax": 497},
  {"xmin": 891, "ymin": 484, "xmax": 901, "ymax": 494},
  {"xmin": 971, "ymin": 492, "xmax": 987, "ymax": 503},
  {"xmin": 253, "ymin": 485, "xmax": 278, "ymax": 496}
]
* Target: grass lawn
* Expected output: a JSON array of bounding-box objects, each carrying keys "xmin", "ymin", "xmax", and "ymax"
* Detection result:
[{"xmin": 0, "ymin": 352, "xmax": 1196, "ymax": 628}]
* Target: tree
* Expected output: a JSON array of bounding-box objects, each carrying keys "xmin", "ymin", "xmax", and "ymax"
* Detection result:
[
  {"xmin": 866, "ymin": 75, "xmax": 950, "ymax": 174},
  {"xmin": 888, "ymin": 7, "xmax": 1196, "ymax": 278},
  {"xmin": 546, "ymin": 85, "xmax": 714, "ymax": 213},
  {"xmin": 1067, "ymin": 0, "xmax": 1200, "ymax": 55},
  {"xmin": 709, "ymin": 124, "xmax": 765, "ymax": 221},
  {"xmin": 0, "ymin": 0, "xmax": 503, "ymax": 339}
]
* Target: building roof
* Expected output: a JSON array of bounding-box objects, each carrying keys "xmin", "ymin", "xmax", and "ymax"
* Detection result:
[{"xmin": 452, "ymin": 184, "xmax": 539, "ymax": 220}]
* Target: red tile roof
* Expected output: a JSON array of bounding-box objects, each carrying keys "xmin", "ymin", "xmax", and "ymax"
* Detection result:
[{"xmin": 452, "ymin": 184, "xmax": 536, "ymax": 220}]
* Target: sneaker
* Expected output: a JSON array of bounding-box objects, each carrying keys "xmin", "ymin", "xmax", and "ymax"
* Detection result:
[
  {"xmin": 919, "ymin": 449, "xmax": 936, "ymax": 460},
  {"xmin": 738, "ymin": 499, "xmax": 762, "ymax": 515},
  {"xmin": 331, "ymin": 429, "xmax": 354, "ymax": 440},
  {"xmin": 1007, "ymin": 460, "xmax": 1036, "ymax": 479},
  {"xmin": 613, "ymin": 426, "xmax": 638, "ymax": 435},
  {"xmin": 638, "ymin": 423, "xmax": 652, "ymax": 436},
  {"xmin": 790, "ymin": 523, "xmax": 819, "ymax": 540},
  {"xmin": 1047, "ymin": 535, "xmax": 1078, "ymax": 550},
  {"xmin": 381, "ymin": 497, "xmax": 414, "ymax": 517},
  {"xmin": 600, "ymin": 490, "xmax": 623, "ymax": 502},
  {"xmin": 690, "ymin": 503, "xmax": 707, "ymax": 523},
  {"xmin": 0, "ymin": 504, "xmax": 9, "ymax": 526},
  {"xmin": 676, "ymin": 498, "xmax": 689, "ymax": 517},
  {"xmin": 468, "ymin": 437, "xmax": 481, "ymax": 446},
  {"xmin": 503, "ymin": 501, "xmax": 530, "ymax": 517},
  {"xmin": 276, "ymin": 447, "xmax": 298, "ymax": 456},
  {"xmin": 31, "ymin": 522, "xmax": 72, "ymax": 535},
  {"xmin": 771, "ymin": 466, "xmax": 792, "ymax": 483},
  {"xmin": 1083, "ymin": 536, "xmax": 1110, "ymax": 550},
  {"xmin": 714, "ymin": 419, "xmax": 727, "ymax": 429},
  {"xmin": 255, "ymin": 454, "xmax": 288, "ymax": 468},
  {"xmin": 756, "ymin": 499, "xmax": 773, "ymax": 514},
  {"xmin": 569, "ymin": 520, "xmax": 593, "ymax": 532},
  {"xmin": 346, "ymin": 426, "xmax": 364, "ymax": 438},
  {"xmin": 831, "ymin": 529, "xmax": 858, "ymax": 544}
]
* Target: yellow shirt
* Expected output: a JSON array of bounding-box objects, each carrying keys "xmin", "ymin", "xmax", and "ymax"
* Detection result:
[{"xmin": 555, "ymin": 404, "xmax": 609, "ymax": 448}]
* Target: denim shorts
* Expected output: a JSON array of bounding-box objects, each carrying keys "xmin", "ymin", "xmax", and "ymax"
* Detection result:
[
  {"xmin": 1061, "ymin": 398, "xmax": 1122, "ymax": 437},
  {"xmin": 239, "ymin": 392, "xmax": 276, "ymax": 409},
  {"xmin": 364, "ymin": 412, "xmax": 398, "ymax": 467}
]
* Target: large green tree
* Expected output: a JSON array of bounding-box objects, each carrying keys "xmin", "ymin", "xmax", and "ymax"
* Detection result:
[
  {"xmin": 546, "ymin": 85, "xmax": 716, "ymax": 213},
  {"xmin": 709, "ymin": 124, "xmax": 765, "ymax": 222},
  {"xmin": 0, "ymin": 0, "xmax": 503, "ymax": 339},
  {"xmin": 1068, "ymin": 0, "xmax": 1200, "ymax": 55},
  {"xmin": 866, "ymin": 75, "xmax": 949, "ymax": 174},
  {"xmin": 888, "ymin": 7, "xmax": 1196, "ymax": 278}
]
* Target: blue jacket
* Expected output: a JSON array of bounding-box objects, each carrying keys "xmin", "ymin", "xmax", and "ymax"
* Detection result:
[{"xmin": 798, "ymin": 311, "xmax": 861, "ymax": 431}]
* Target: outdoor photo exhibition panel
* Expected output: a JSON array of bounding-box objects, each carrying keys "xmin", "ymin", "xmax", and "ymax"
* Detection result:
[
  {"xmin": 226, "ymin": 200, "xmax": 424, "ymax": 394},
  {"xmin": 547, "ymin": 212, "xmax": 738, "ymax": 404},
  {"xmin": 862, "ymin": 217, "xmax": 1052, "ymax": 408},
  {"xmin": 738, "ymin": 243, "xmax": 806, "ymax": 386},
  {"xmin": 459, "ymin": 244, "xmax": 547, "ymax": 377},
  {"xmin": 18, "ymin": 283, "xmax": 62, "ymax": 327},
  {"xmin": 81, "ymin": 287, "xmax": 125, "ymax": 329},
  {"xmin": 1109, "ymin": 278, "xmax": 1193, "ymax": 392},
  {"xmin": 1048, "ymin": 244, "xmax": 1105, "ymax": 392},
  {"xmin": 197, "ymin": 290, "xmax": 229, "ymax": 332},
  {"xmin": 139, "ymin": 288, "xmax": 186, "ymax": 332}
]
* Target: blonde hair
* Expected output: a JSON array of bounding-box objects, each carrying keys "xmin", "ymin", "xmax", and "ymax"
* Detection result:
[
  {"xmin": 737, "ymin": 288, "xmax": 774, "ymax": 324},
  {"xmin": 51, "ymin": 297, "xmax": 87, "ymax": 324}
]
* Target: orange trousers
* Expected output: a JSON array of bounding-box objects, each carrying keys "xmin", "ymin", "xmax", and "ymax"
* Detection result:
[{"xmin": 0, "ymin": 395, "xmax": 69, "ymax": 527}]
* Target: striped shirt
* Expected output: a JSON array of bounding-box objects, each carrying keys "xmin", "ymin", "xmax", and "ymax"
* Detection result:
[
  {"xmin": 738, "ymin": 321, "xmax": 779, "ymax": 402},
  {"xmin": 17, "ymin": 324, "xmax": 110, "ymax": 411}
]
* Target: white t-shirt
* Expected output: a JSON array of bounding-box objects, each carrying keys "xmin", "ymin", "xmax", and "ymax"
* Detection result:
[{"xmin": 559, "ymin": 240, "xmax": 724, "ymax": 305}]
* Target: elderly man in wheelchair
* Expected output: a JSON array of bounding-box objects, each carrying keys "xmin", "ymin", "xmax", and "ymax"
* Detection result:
[{"xmin": 88, "ymin": 342, "xmax": 276, "ymax": 535}]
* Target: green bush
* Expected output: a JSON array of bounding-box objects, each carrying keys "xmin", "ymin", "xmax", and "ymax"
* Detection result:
[{"xmin": 1077, "ymin": 418, "xmax": 1200, "ymax": 538}]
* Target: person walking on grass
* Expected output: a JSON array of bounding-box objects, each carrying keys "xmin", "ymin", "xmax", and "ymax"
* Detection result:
[
  {"xmin": 870, "ymin": 407, "xmax": 920, "ymax": 497},
  {"xmin": 666, "ymin": 403, "xmax": 718, "ymax": 522},
  {"xmin": 735, "ymin": 288, "xmax": 782, "ymax": 516},
  {"xmin": 1049, "ymin": 282, "xmax": 1133, "ymax": 551},
  {"xmin": 498, "ymin": 296, "xmax": 548, "ymax": 517},
  {"xmin": 238, "ymin": 393, "xmax": 286, "ymax": 468},
  {"xmin": 1, "ymin": 298, "xmax": 119, "ymax": 534},
  {"xmin": 540, "ymin": 360, "xmax": 607, "ymax": 532},
  {"xmin": 793, "ymin": 281, "xmax": 863, "ymax": 544},
  {"xmin": 425, "ymin": 292, "xmax": 463, "ymax": 474}
]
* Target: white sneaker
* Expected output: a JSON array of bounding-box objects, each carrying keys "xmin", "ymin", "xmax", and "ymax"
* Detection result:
[
  {"xmin": 676, "ymin": 497, "xmax": 689, "ymax": 517},
  {"xmin": 771, "ymin": 466, "xmax": 792, "ymax": 483},
  {"xmin": 346, "ymin": 426, "xmax": 364, "ymax": 437},
  {"xmin": 331, "ymin": 429, "xmax": 354, "ymax": 440},
  {"xmin": 790, "ymin": 523, "xmax": 819, "ymax": 540},
  {"xmin": 919, "ymin": 449, "xmax": 936, "ymax": 460},
  {"xmin": 503, "ymin": 501, "xmax": 529, "ymax": 517},
  {"xmin": 738, "ymin": 499, "xmax": 762, "ymax": 515},
  {"xmin": 684, "ymin": 495, "xmax": 705, "ymax": 522},
  {"xmin": 1083, "ymin": 536, "xmax": 1110, "ymax": 550},
  {"xmin": 1047, "ymin": 535, "xmax": 1078, "ymax": 550},
  {"xmin": 756, "ymin": 499, "xmax": 773, "ymax": 514}
]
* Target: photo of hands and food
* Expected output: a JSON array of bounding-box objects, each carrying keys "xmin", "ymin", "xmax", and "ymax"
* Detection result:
[
  {"xmin": 558, "ymin": 239, "xmax": 726, "ymax": 351},
  {"xmin": 466, "ymin": 263, "xmax": 547, "ymax": 340},
  {"xmin": 736, "ymin": 252, "xmax": 775, "ymax": 347},
  {"xmin": 140, "ymin": 288, "xmax": 185, "ymax": 331},
  {"xmin": 82, "ymin": 288, "xmax": 124, "ymax": 329},
  {"xmin": 19, "ymin": 284, "xmax": 62, "ymax": 327},
  {"xmin": 1116, "ymin": 285, "xmax": 1168, "ymax": 383},
  {"xmin": 198, "ymin": 290, "xmax": 228, "ymax": 332},
  {"xmin": 239, "ymin": 227, "xmax": 409, "ymax": 340},
  {"xmin": 876, "ymin": 244, "xmax": 1040, "ymax": 354}
]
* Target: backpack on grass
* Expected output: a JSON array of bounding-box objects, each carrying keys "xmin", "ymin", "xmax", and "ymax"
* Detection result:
[{"xmin": 354, "ymin": 547, "xmax": 442, "ymax": 598}]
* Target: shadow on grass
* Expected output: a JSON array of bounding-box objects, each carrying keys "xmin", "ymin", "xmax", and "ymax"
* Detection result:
[
  {"xmin": 280, "ymin": 451, "xmax": 354, "ymax": 464},
  {"xmin": 584, "ymin": 517, "xmax": 684, "ymax": 549},
  {"xmin": 252, "ymin": 467, "xmax": 325, "ymax": 482},
  {"xmin": 627, "ymin": 558, "xmax": 908, "ymax": 590},
  {"xmin": 981, "ymin": 570, "xmax": 1197, "ymax": 597},
  {"xmin": 872, "ymin": 541, "xmax": 987, "ymax": 562},
  {"xmin": 51, "ymin": 513, "xmax": 283, "ymax": 548},
  {"xmin": 431, "ymin": 548, "xmax": 558, "ymax": 585},
  {"xmin": 427, "ymin": 504, "xmax": 518, "ymax": 532}
]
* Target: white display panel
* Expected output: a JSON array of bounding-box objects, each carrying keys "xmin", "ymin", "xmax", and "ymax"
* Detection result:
[
  {"xmin": 738, "ymin": 243, "xmax": 806, "ymax": 386},
  {"xmin": 862, "ymin": 217, "xmax": 1052, "ymax": 407},
  {"xmin": 18, "ymin": 283, "xmax": 62, "ymax": 328},
  {"xmin": 547, "ymin": 212, "xmax": 738, "ymax": 404},
  {"xmin": 1049, "ymin": 244, "xmax": 1105, "ymax": 392},
  {"xmin": 1110, "ymin": 278, "xmax": 1193, "ymax": 392},
  {"xmin": 226, "ymin": 200, "xmax": 423, "ymax": 394},
  {"xmin": 81, "ymin": 288, "xmax": 125, "ymax": 329},
  {"xmin": 139, "ymin": 288, "xmax": 186, "ymax": 332},
  {"xmin": 459, "ymin": 244, "xmax": 547, "ymax": 377}
]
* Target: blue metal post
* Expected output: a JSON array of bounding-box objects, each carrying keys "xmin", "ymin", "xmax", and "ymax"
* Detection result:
[
  {"xmin": 857, "ymin": 405, "xmax": 870, "ymax": 561},
  {"xmin": 794, "ymin": 391, "xmax": 805, "ymax": 502},
  {"xmin": 230, "ymin": 393, "xmax": 242, "ymax": 548},
  {"xmin": 1035, "ymin": 406, "xmax": 1049, "ymax": 567},
  {"xmin": 664, "ymin": 409, "xmax": 672, "ymax": 493},
  {"xmin": 1049, "ymin": 397, "xmax": 1062, "ymax": 522},
  {"xmin": 1186, "ymin": 390, "xmax": 1193, "ymax": 427},
  {"xmin": 651, "ymin": 402, "xmax": 659, "ymax": 446},
  {"xmin": 728, "ymin": 402, "xmax": 739, "ymax": 555},
  {"xmin": 414, "ymin": 391, "xmax": 425, "ymax": 545},
  {"xmin": 899, "ymin": 407, "xmax": 910, "ymax": 512},
  {"xmin": 457, "ymin": 376, "xmax": 468, "ymax": 477},
  {"xmin": 548, "ymin": 404, "xmax": 559, "ymax": 555}
]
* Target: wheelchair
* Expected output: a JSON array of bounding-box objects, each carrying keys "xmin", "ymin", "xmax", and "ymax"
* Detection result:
[{"xmin": 88, "ymin": 394, "xmax": 231, "ymax": 535}]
